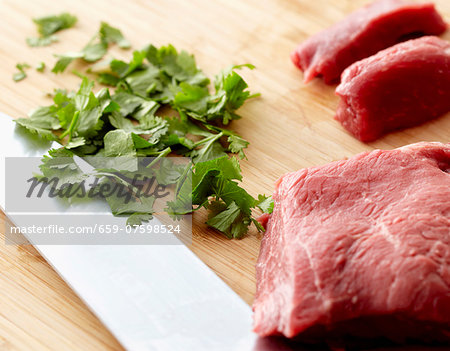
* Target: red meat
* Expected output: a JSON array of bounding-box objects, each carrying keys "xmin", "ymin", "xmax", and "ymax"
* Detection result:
[
  {"xmin": 335, "ymin": 36, "xmax": 450, "ymax": 142},
  {"xmin": 291, "ymin": 0, "xmax": 447, "ymax": 84},
  {"xmin": 253, "ymin": 142, "xmax": 450, "ymax": 344}
]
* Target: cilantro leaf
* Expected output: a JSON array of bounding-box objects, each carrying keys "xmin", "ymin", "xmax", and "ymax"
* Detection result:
[
  {"xmin": 32, "ymin": 12, "xmax": 77, "ymax": 37},
  {"xmin": 206, "ymin": 202, "xmax": 241, "ymax": 238},
  {"xmin": 15, "ymin": 117, "xmax": 58, "ymax": 140},
  {"xmin": 52, "ymin": 22, "xmax": 128, "ymax": 73},
  {"xmin": 227, "ymin": 135, "xmax": 249, "ymax": 159},
  {"xmin": 39, "ymin": 148, "xmax": 88, "ymax": 187},
  {"xmin": 206, "ymin": 64, "xmax": 259, "ymax": 124},
  {"xmin": 26, "ymin": 12, "xmax": 78, "ymax": 47},
  {"xmin": 82, "ymin": 42, "xmax": 108, "ymax": 62},
  {"xmin": 26, "ymin": 35, "xmax": 59, "ymax": 47},
  {"xmin": 15, "ymin": 105, "xmax": 60, "ymax": 139},
  {"xmin": 190, "ymin": 133, "xmax": 227, "ymax": 163},
  {"xmin": 112, "ymin": 49, "xmax": 147, "ymax": 78},
  {"xmin": 13, "ymin": 63, "xmax": 31, "ymax": 82},
  {"xmin": 188, "ymin": 155, "xmax": 259, "ymax": 237},
  {"xmin": 52, "ymin": 52, "xmax": 84, "ymax": 73},
  {"xmin": 13, "ymin": 72, "xmax": 27, "ymax": 82},
  {"xmin": 36, "ymin": 62, "xmax": 46, "ymax": 72},
  {"xmin": 26, "ymin": 13, "xmax": 77, "ymax": 47},
  {"xmin": 66, "ymin": 137, "xmax": 86, "ymax": 149},
  {"xmin": 146, "ymin": 44, "xmax": 209, "ymax": 85},
  {"xmin": 152, "ymin": 158, "xmax": 187, "ymax": 185},
  {"xmin": 104, "ymin": 182, "xmax": 154, "ymax": 215},
  {"xmin": 99, "ymin": 22, "xmax": 131, "ymax": 49},
  {"xmin": 256, "ymin": 194, "xmax": 273, "ymax": 214},
  {"xmin": 126, "ymin": 213, "xmax": 153, "ymax": 226},
  {"xmin": 173, "ymin": 83, "xmax": 209, "ymax": 116},
  {"xmin": 125, "ymin": 66, "xmax": 161, "ymax": 95},
  {"xmin": 112, "ymin": 91, "xmax": 160, "ymax": 122},
  {"xmin": 104, "ymin": 130, "xmax": 136, "ymax": 157},
  {"xmin": 131, "ymin": 133, "xmax": 153, "ymax": 149},
  {"xmin": 193, "ymin": 156, "xmax": 242, "ymax": 182}
]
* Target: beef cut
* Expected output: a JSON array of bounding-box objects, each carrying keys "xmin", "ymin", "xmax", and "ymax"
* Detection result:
[
  {"xmin": 335, "ymin": 36, "xmax": 450, "ymax": 142},
  {"xmin": 253, "ymin": 142, "xmax": 450, "ymax": 344},
  {"xmin": 291, "ymin": 0, "xmax": 447, "ymax": 84}
]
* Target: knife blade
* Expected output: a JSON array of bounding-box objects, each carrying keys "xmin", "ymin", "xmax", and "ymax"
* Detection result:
[{"xmin": 0, "ymin": 112, "xmax": 257, "ymax": 351}]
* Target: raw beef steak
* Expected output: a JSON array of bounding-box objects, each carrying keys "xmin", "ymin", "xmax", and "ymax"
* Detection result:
[
  {"xmin": 253, "ymin": 142, "xmax": 450, "ymax": 344},
  {"xmin": 335, "ymin": 36, "xmax": 450, "ymax": 142},
  {"xmin": 291, "ymin": 0, "xmax": 447, "ymax": 84}
]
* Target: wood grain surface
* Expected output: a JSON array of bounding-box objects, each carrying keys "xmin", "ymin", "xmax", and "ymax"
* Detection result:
[{"xmin": 1, "ymin": 0, "xmax": 449, "ymax": 349}]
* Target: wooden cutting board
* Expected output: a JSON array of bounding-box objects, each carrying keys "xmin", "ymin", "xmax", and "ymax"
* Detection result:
[{"xmin": 0, "ymin": 0, "xmax": 449, "ymax": 349}]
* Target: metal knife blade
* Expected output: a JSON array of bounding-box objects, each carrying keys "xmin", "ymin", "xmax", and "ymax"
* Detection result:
[{"xmin": 0, "ymin": 113, "xmax": 257, "ymax": 351}]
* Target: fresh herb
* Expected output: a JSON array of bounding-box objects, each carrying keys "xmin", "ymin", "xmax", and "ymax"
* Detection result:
[
  {"xmin": 52, "ymin": 22, "xmax": 130, "ymax": 74},
  {"xmin": 36, "ymin": 62, "xmax": 46, "ymax": 72},
  {"xmin": 27, "ymin": 12, "xmax": 77, "ymax": 47},
  {"xmin": 256, "ymin": 194, "xmax": 273, "ymax": 214},
  {"xmin": 99, "ymin": 21, "xmax": 131, "ymax": 49},
  {"xmin": 194, "ymin": 156, "xmax": 257, "ymax": 238},
  {"xmin": 13, "ymin": 63, "xmax": 31, "ymax": 82},
  {"xmin": 33, "ymin": 12, "xmax": 77, "ymax": 37},
  {"xmin": 17, "ymin": 29, "xmax": 268, "ymax": 237},
  {"xmin": 26, "ymin": 35, "xmax": 59, "ymax": 47}
]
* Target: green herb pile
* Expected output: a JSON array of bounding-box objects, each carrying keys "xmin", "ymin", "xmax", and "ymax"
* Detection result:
[{"xmin": 15, "ymin": 14, "xmax": 273, "ymax": 238}]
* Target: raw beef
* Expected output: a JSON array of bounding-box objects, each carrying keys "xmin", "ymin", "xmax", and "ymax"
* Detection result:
[
  {"xmin": 253, "ymin": 142, "xmax": 450, "ymax": 344},
  {"xmin": 335, "ymin": 36, "xmax": 450, "ymax": 142},
  {"xmin": 291, "ymin": 0, "xmax": 447, "ymax": 84}
]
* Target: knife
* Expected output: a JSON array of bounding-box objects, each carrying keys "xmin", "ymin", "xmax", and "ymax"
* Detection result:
[{"xmin": 0, "ymin": 112, "xmax": 257, "ymax": 351}]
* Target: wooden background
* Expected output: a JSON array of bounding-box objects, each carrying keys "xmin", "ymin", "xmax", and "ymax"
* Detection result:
[{"xmin": 0, "ymin": 0, "xmax": 449, "ymax": 349}]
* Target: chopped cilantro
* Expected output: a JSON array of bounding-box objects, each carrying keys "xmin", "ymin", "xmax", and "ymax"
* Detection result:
[{"xmin": 16, "ymin": 17, "xmax": 269, "ymax": 238}]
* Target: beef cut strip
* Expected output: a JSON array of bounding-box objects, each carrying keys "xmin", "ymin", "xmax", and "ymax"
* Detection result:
[
  {"xmin": 291, "ymin": 0, "xmax": 447, "ymax": 84},
  {"xmin": 335, "ymin": 36, "xmax": 450, "ymax": 142},
  {"xmin": 253, "ymin": 142, "xmax": 450, "ymax": 344}
]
